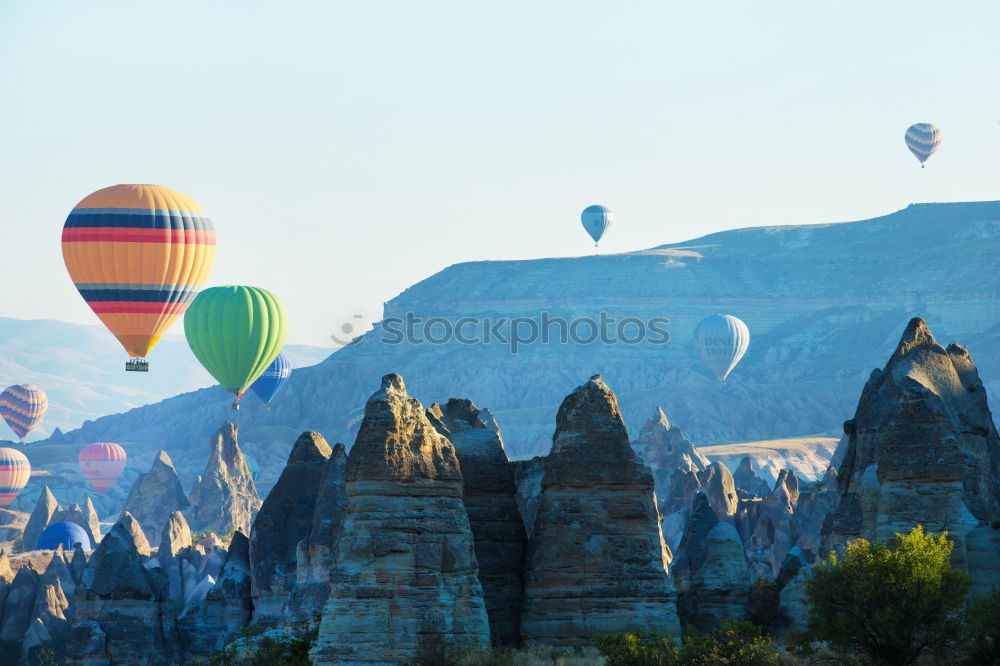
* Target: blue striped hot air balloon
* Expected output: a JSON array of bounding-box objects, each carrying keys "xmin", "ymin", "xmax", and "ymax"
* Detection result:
[
  {"xmin": 904, "ymin": 123, "xmax": 942, "ymax": 167},
  {"xmin": 249, "ymin": 352, "xmax": 291, "ymax": 408},
  {"xmin": 0, "ymin": 385, "xmax": 48, "ymax": 441},
  {"xmin": 581, "ymin": 205, "xmax": 613, "ymax": 246}
]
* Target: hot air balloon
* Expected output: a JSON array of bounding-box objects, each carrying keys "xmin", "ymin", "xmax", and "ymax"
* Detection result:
[
  {"xmin": 0, "ymin": 385, "xmax": 48, "ymax": 441},
  {"xmin": 904, "ymin": 123, "xmax": 942, "ymax": 167},
  {"xmin": 78, "ymin": 442, "xmax": 127, "ymax": 494},
  {"xmin": 0, "ymin": 448, "xmax": 30, "ymax": 507},
  {"xmin": 581, "ymin": 205, "xmax": 613, "ymax": 246},
  {"xmin": 249, "ymin": 352, "xmax": 291, "ymax": 409},
  {"xmin": 243, "ymin": 454, "xmax": 261, "ymax": 481},
  {"xmin": 693, "ymin": 314, "xmax": 750, "ymax": 382},
  {"xmin": 36, "ymin": 522, "xmax": 91, "ymax": 551},
  {"xmin": 61, "ymin": 184, "xmax": 216, "ymax": 371},
  {"xmin": 184, "ymin": 286, "xmax": 288, "ymax": 410}
]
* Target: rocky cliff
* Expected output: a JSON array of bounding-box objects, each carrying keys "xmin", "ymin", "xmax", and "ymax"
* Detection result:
[
  {"xmin": 122, "ymin": 450, "xmax": 190, "ymax": 545},
  {"xmin": 310, "ymin": 374, "xmax": 490, "ymax": 664},
  {"xmin": 186, "ymin": 423, "xmax": 262, "ymax": 536},
  {"xmin": 250, "ymin": 431, "xmax": 332, "ymax": 627},
  {"xmin": 428, "ymin": 399, "xmax": 527, "ymax": 647},
  {"xmin": 520, "ymin": 375, "xmax": 681, "ymax": 646},
  {"xmin": 823, "ymin": 318, "xmax": 1000, "ymax": 594}
]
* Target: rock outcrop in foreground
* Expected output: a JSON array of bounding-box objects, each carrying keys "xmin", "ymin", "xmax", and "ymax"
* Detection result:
[
  {"xmin": 65, "ymin": 513, "xmax": 178, "ymax": 665},
  {"xmin": 429, "ymin": 399, "xmax": 527, "ymax": 647},
  {"xmin": 311, "ymin": 374, "xmax": 490, "ymax": 664},
  {"xmin": 186, "ymin": 423, "xmax": 262, "ymax": 536},
  {"xmin": 823, "ymin": 318, "xmax": 1000, "ymax": 594},
  {"xmin": 520, "ymin": 375, "xmax": 681, "ymax": 646},
  {"xmin": 250, "ymin": 431, "xmax": 333, "ymax": 627}
]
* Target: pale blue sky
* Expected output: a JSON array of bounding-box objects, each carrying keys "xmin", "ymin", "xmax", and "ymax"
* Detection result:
[{"xmin": 2, "ymin": 1, "xmax": 999, "ymax": 346}]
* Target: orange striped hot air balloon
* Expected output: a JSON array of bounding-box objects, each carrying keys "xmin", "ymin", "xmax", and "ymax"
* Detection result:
[
  {"xmin": 61, "ymin": 184, "xmax": 216, "ymax": 371},
  {"xmin": 78, "ymin": 442, "xmax": 127, "ymax": 494},
  {"xmin": 0, "ymin": 385, "xmax": 48, "ymax": 441},
  {"xmin": 0, "ymin": 448, "xmax": 30, "ymax": 507}
]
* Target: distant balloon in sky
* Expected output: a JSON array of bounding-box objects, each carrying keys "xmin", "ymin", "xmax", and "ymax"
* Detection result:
[
  {"xmin": 693, "ymin": 314, "xmax": 750, "ymax": 382},
  {"xmin": 581, "ymin": 205, "xmax": 613, "ymax": 246},
  {"xmin": 184, "ymin": 286, "xmax": 289, "ymax": 410},
  {"xmin": 0, "ymin": 448, "xmax": 30, "ymax": 507},
  {"xmin": 0, "ymin": 385, "xmax": 48, "ymax": 441},
  {"xmin": 78, "ymin": 442, "xmax": 127, "ymax": 494},
  {"xmin": 243, "ymin": 453, "xmax": 261, "ymax": 481},
  {"xmin": 61, "ymin": 184, "xmax": 216, "ymax": 372},
  {"xmin": 36, "ymin": 521, "xmax": 91, "ymax": 551},
  {"xmin": 249, "ymin": 352, "xmax": 292, "ymax": 408},
  {"xmin": 904, "ymin": 123, "xmax": 942, "ymax": 167}
]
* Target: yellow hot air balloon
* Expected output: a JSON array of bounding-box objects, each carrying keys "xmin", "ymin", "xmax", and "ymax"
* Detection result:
[{"xmin": 61, "ymin": 184, "xmax": 216, "ymax": 371}]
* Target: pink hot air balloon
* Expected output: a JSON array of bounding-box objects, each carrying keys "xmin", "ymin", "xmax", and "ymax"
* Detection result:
[{"xmin": 78, "ymin": 442, "xmax": 126, "ymax": 494}]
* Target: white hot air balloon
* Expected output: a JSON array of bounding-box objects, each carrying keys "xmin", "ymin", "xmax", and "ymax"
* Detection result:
[
  {"xmin": 581, "ymin": 205, "xmax": 613, "ymax": 246},
  {"xmin": 693, "ymin": 314, "xmax": 750, "ymax": 381}
]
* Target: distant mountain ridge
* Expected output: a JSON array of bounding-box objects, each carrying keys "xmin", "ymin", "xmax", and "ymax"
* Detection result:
[{"xmin": 27, "ymin": 201, "xmax": 1000, "ymax": 466}]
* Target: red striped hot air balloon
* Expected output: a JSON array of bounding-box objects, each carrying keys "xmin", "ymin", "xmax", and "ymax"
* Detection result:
[
  {"xmin": 78, "ymin": 442, "xmax": 127, "ymax": 494},
  {"xmin": 61, "ymin": 184, "xmax": 216, "ymax": 372},
  {"xmin": 0, "ymin": 448, "xmax": 30, "ymax": 507},
  {"xmin": 0, "ymin": 385, "xmax": 48, "ymax": 441}
]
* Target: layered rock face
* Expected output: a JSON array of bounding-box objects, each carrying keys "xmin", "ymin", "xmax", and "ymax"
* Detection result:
[
  {"xmin": 823, "ymin": 318, "xmax": 1000, "ymax": 590},
  {"xmin": 428, "ymin": 399, "xmax": 527, "ymax": 647},
  {"xmin": 673, "ymin": 493, "xmax": 749, "ymax": 630},
  {"xmin": 186, "ymin": 423, "xmax": 262, "ymax": 536},
  {"xmin": 178, "ymin": 531, "xmax": 253, "ymax": 657},
  {"xmin": 250, "ymin": 431, "xmax": 332, "ymax": 627},
  {"xmin": 733, "ymin": 456, "xmax": 771, "ymax": 499},
  {"xmin": 311, "ymin": 374, "xmax": 489, "ymax": 664},
  {"xmin": 122, "ymin": 450, "xmax": 190, "ymax": 545},
  {"xmin": 287, "ymin": 443, "xmax": 348, "ymax": 623},
  {"xmin": 66, "ymin": 513, "xmax": 179, "ymax": 665},
  {"xmin": 520, "ymin": 375, "xmax": 681, "ymax": 646},
  {"xmin": 632, "ymin": 407, "xmax": 709, "ymax": 511}
]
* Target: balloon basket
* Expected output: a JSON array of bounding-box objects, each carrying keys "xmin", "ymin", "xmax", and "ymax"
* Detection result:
[
  {"xmin": 231, "ymin": 400, "xmax": 241, "ymax": 411},
  {"xmin": 125, "ymin": 359, "xmax": 150, "ymax": 372}
]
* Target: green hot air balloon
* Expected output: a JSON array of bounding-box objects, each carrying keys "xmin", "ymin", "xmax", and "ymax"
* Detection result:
[{"xmin": 184, "ymin": 286, "xmax": 288, "ymax": 410}]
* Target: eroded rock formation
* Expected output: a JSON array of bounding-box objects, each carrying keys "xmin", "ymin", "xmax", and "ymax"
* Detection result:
[
  {"xmin": 311, "ymin": 374, "xmax": 489, "ymax": 664},
  {"xmin": 823, "ymin": 318, "xmax": 1000, "ymax": 593},
  {"xmin": 122, "ymin": 450, "xmax": 190, "ymax": 545},
  {"xmin": 186, "ymin": 423, "xmax": 262, "ymax": 536},
  {"xmin": 520, "ymin": 375, "xmax": 681, "ymax": 646}
]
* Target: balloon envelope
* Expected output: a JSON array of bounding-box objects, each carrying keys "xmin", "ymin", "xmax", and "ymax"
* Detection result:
[
  {"xmin": 243, "ymin": 454, "xmax": 261, "ymax": 481},
  {"xmin": 184, "ymin": 286, "xmax": 288, "ymax": 398},
  {"xmin": 61, "ymin": 184, "xmax": 216, "ymax": 359},
  {"xmin": 79, "ymin": 442, "xmax": 127, "ymax": 494},
  {"xmin": 581, "ymin": 205, "xmax": 613, "ymax": 245},
  {"xmin": 249, "ymin": 352, "xmax": 292, "ymax": 405},
  {"xmin": 904, "ymin": 123, "xmax": 942, "ymax": 165},
  {"xmin": 0, "ymin": 448, "xmax": 30, "ymax": 507},
  {"xmin": 0, "ymin": 385, "xmax": 48, "ymax": 441},
  {"xmin": 693, "ymin": 314, "xmax": 750, "ymax": 381},
  {"xmin": 37, "ymin": 522, "xmax": 91, "ymax": 551}
]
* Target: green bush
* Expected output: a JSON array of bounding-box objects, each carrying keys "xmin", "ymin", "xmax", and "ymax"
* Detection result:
[
  {"xmin": 964, "ymin": 587, "xmax": 1000, "ymax": 665},
  {"xmin": 803, "ymin": 525, "xmax": 970, "ymax": 666},
  {"xmin": 680, "ymin": 621, "xmax": 788, "ymax": 665},
  {"xmin": 593, "ymin": 632, "xmax": 679, "ymax": 665},
  {"xmin": 198, "ymin": 622, "xmax": 318, "ymax": 666},
  {"xmin": 594, "ymin": 622, "xmax": 790, "ymax": 666}
]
